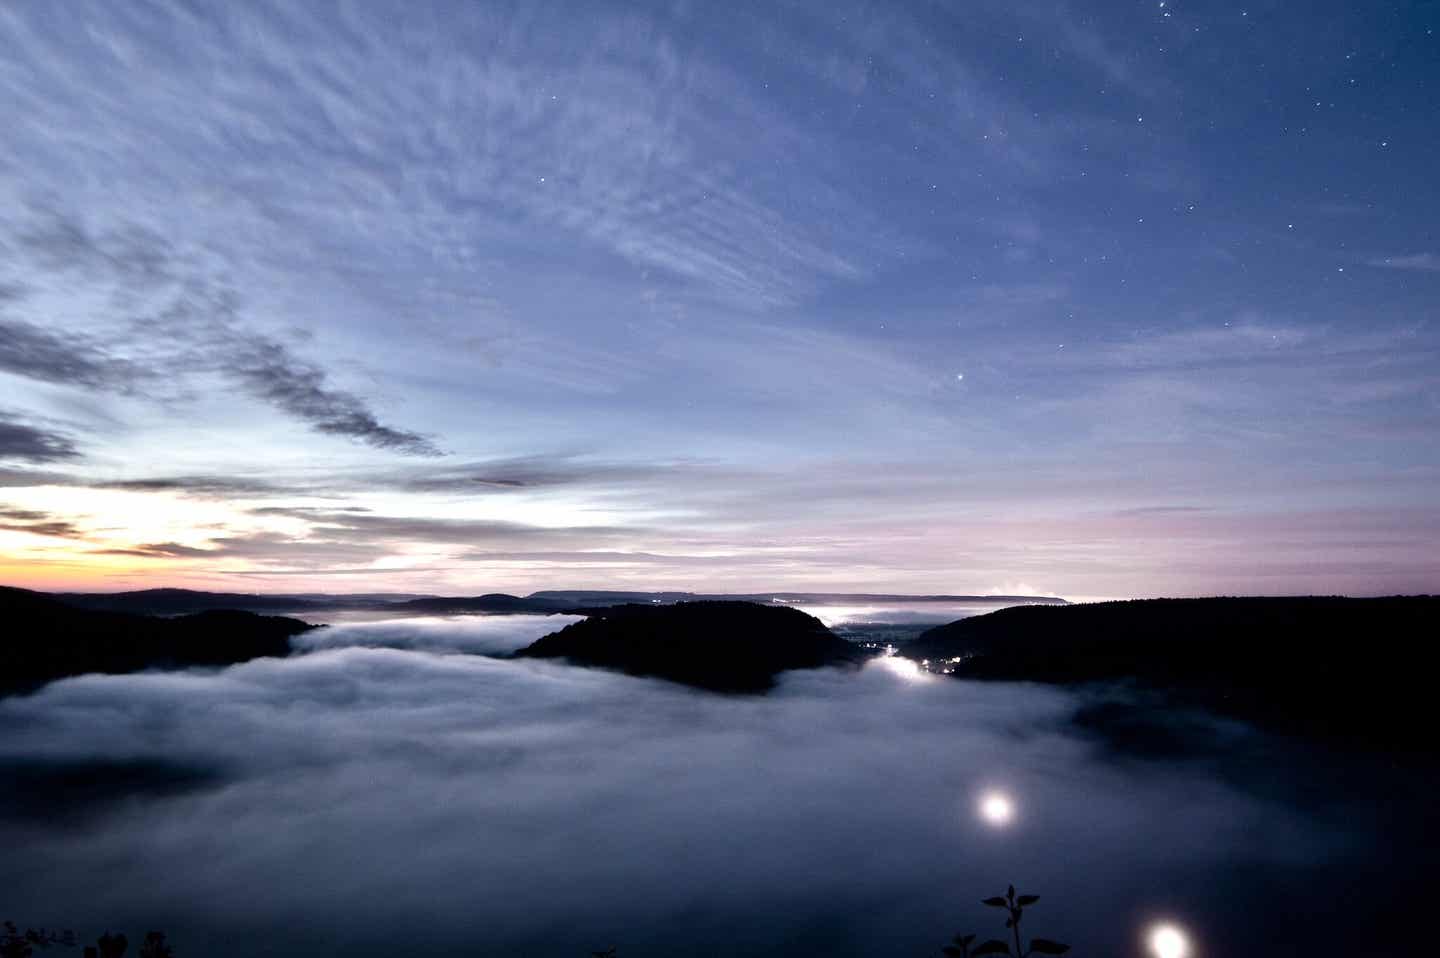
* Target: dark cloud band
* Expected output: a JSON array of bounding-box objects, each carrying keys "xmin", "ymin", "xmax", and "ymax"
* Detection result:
[{"xmin": 0, "ymin": 413, "xmax": 81, "ymax": 464}]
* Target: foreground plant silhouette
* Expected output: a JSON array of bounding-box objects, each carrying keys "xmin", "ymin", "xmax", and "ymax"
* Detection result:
[
  {"xmin": 942, "ymin": 885, "xmax": 1070, "ymax": 957},
  {"xmin": 2, "ymin": 926, "xmax": 174, "ymax": 958},
  {"xmin": 84, "ymin": 931, "xmax": 172, "ymax": 958}
]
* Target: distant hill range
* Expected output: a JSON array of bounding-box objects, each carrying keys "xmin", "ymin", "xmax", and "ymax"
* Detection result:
[
  {"xmin": 1, "ymin": 586, "xmax": 316, "ymax": 695},
  {"xmin": 529, "ymin": 590, "xmax": 1066, "ymax": 608},
  {"xmin": 908, "ymin": 596, "xmax": 1439, "ymax": 750},
  {"xmin": 51, "ymin": 587, "xmax": 1066, "ymax": 616},
  {"xmin": 10, "ymin": 585, "xmax": 1437, "ymax": 750},
  {"xmin": 515, "ymin": 600, "xmax": 865, "ymax": 692},
  {"xmin": 54, "ymin": 588, "xmax": 421, "ymax": 615}
]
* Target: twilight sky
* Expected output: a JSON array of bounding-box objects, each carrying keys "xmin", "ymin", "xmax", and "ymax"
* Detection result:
[{"xmin": 1, "ymin": 0, "xmax": 1437, "ymax": 598}]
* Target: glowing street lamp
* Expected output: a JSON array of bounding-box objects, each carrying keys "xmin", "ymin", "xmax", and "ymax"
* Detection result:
[
  {"xmin": 977, "ymin": 790, "xmax": 1015, "ymax": 827},
  {"xmin": 1147, "ymin": 923, "xmax": 1191, "ymax": 958}
]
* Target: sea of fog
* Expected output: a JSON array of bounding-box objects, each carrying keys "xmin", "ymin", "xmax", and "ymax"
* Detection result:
[{"xmin": 2, "ymin": 609, "xmax": 1432, "ymax": 955}]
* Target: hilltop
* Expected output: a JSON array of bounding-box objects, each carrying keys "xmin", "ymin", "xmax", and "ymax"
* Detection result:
[
  {"xmin": 908, "ymin": 596, "xmax": 1439, "ymax": 749},
  {"xmin": 515, "ymin": 600, "xmax": 864, "ymax": 692},
  {"xmin": 0, "ymin": 586, "xmax": 316, "ymax": 695}
]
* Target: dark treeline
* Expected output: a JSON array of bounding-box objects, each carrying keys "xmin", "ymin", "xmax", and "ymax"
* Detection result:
[
  {"xmin": 54, "ymin": 588, "xmax": 335, "ymax": 616},
  {"xmin": 908, "ymin": 595, "xmax": 1439, "ymax": 750},
  {"xmin": 2, "ymin": 925, "xmax": 172, "ymax": 958},
  {"xmin": 0, "ymin": 587, "xmax": 314, "ymax": 696}
]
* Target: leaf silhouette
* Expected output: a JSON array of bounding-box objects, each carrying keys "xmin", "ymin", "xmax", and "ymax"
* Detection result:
[
  {"xmin": 982, "ymin": 897, "xmax": 1009, "ymax": 908},
  {"xmin": 1028, "ymin": 939, "xmax": 1070, "ymax": 954},
  {"xmin": 972, "ymin": 940, "xmax": 1012, "ymax": 956},
  {"xmin": 943, "ymin": 946, "xmax": 965, "ymax": 956},
  {"xmin": 1016, "ymin": 895, "xmax": 1039, "ymax": 906}
]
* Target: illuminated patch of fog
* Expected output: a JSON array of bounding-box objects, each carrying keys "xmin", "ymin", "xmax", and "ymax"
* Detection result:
[
  {"xmin": 794, "ymin": 603, "xmax": 1007, "ymax": 628},
  {"xmin": 873, "ymin": 654, "xmax": 928, "ymax": 683},
  {"xmin": 0, "ymin": 617, "xmax": 1386, "ymax": 956}
]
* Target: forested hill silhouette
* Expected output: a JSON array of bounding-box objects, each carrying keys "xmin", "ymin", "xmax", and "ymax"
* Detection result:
[
  {"xmin": 0, "ymin": 586, "xmax": 316, "ymax": 695},
  {"xmin": 55, "ymin": 588, "xmax": 405, "ymax": 615},
  {"xmin": 515, "ymin": 601, "xmax": 864, "ymax": 692},
  {"xmin": 527, "ymin": 590, "xmax": 1068, "ymax": 606},
  {"xmin": 908, "ymin": 596, "xmax": 1439, "ymax": 749},
  {"xmin": 392, "ymin": 590, "xmax": 1068, "ymax": 614},
  {"xmin": 392, "ymin": 593, "xmax": 572, "ymax": 614}
]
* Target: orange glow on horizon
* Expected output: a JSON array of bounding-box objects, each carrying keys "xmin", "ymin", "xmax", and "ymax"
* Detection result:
[{"xmin": 0, "ymin": 556, "xmax": 205, "ymax": 592}]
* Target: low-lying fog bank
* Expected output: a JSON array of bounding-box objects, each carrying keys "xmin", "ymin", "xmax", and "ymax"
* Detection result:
[
  {"xmin": 292, "ymin": 612, "xmax": 584, "ymax": 655},
  {"xmin": 1, "ymin": 615, "xmax": 1430, "ymax": 955}
]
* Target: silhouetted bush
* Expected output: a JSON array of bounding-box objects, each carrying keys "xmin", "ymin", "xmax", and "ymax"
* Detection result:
[
  {"xmin": 944, "ymin": 885, "xmax": 1070, "ymax": 957},
  {"xmin": 1, "ymin": 923, "xmax": 75, "ymax": 958},
  {"xmin": 4, "ymin": 925, "xmax": 176, "ymax": 958}
]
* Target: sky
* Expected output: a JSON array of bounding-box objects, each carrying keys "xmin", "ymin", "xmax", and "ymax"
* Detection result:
[{"xmin": 1, "ymin": 0, "xmax": 1437, "ymax": 597}]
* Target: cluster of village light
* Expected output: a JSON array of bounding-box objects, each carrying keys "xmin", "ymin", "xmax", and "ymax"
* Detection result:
[
  {"xmin": 919, "ymin": 655, "xmax": 968, "ymax": 675},
  {"xmin": 869, "ymin": 645, "xmax": 970, "ymax": 678}
]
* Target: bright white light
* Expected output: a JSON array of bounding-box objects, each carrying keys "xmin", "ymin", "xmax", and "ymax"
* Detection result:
[
  {"xmin": 797, "ymin": 604, "xmax": 883, "ymax": 628},
  {"xmin": 977, "ymin": 791, "xmax": 1015, "ymax": 826},
  {"xmin": 1147, "ymin": 923, "xmax": 1191, "ymax": 958},
  {"xmin": 875, "ymin": 656, "xmax": 925, "ymax": 682}
]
